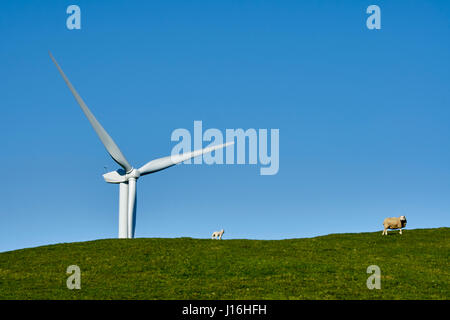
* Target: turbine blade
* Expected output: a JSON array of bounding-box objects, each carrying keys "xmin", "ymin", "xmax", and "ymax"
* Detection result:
[
  {"xmin": 137, "ymin": 141, "xmax": 234, "ymax": 176},
  {"xmin": 49, "ymin": 52, "xmax": 133, "ymax": 172}
]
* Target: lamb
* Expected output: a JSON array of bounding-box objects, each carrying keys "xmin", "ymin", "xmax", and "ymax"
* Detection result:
[
  {"xmin": 211, "ymin": 229, "xmax": 224, "ymax": 240},
  {"xmin": 382, "ymin": 216, "xmax": 407, "ymax": 235}
]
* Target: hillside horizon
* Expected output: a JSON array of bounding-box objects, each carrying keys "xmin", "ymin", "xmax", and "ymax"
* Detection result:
[
  {"xmin": 2, "ymin": 226, "xmax": 447, "ymax": 253},
  {"xmin": 0, "ymin": 227, "xmax": 448, "ymax": 299}
]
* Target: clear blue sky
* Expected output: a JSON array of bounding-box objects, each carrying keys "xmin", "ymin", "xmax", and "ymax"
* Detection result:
[{"xmin": 1, "ymin": 1, "xmax": 449, "ymax": 252}]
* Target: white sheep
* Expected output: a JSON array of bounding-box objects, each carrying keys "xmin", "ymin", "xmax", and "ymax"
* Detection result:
[
  {"xmin": 211, "ymin": 229, "xmax": 224, "ymax": 240},
  {"xmin": 382, "ymin": 216, "xmax": 407, "ymax": 235}
]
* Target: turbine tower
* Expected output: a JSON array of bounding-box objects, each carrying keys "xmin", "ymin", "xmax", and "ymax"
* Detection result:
[{"xmin": 49, "ymin": 52, "xmax": 233, "ymax": 239}]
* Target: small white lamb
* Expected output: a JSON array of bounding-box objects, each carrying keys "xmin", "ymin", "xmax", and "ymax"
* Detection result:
[{"xmin": 211, "ymin": 229, "xmax": 224, "ymax": 240}]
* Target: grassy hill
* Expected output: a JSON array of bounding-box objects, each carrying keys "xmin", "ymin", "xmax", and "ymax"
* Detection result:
[{"xmin": 0, "ymin": 228, "xmax": 448, "ymax": 299}]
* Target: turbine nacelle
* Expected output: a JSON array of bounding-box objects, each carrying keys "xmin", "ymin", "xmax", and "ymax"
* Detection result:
[{"xmin": 103, "ymin": 168, "xmax": 140, "ymax": 184}]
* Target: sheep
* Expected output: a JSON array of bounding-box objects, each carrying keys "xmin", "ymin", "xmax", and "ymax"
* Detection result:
[
  {"xmin": 382, "ymin": 216, "xmax": 407, "ymax": 235},
  {"xmin": 211, "ymin": 229, "xmax": 224, "ymax": 240}
]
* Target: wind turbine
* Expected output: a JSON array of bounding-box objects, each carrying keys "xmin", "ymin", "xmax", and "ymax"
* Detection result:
[{"xmin": 49, "ymin": 52, "xmax": 233, "ymax": 239}]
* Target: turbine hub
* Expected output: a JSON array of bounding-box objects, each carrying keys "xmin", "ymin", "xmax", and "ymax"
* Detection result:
[
  {"xmin": 127, "ymin": 168, "xmax": 140, "ymax": 180},
  {"xmin": 103, "ymin": 168, "xmax": 140, "ymax": 184}
]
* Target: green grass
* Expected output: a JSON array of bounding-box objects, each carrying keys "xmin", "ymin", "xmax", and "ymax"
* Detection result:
[{"xmin": 0, "ymin": 228, "xmax": 448, "ymax": 299}]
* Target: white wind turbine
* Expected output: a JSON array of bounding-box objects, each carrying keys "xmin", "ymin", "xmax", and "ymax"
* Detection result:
[{"xmin": 50, "ymin": 52, "xmax": 233, "ymax": 239}]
